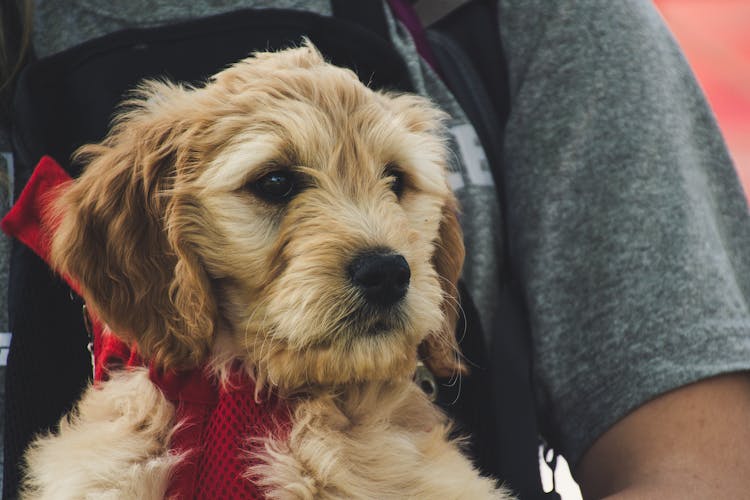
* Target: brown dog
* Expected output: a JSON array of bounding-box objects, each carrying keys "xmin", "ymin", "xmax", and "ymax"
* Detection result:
[{"xmin": 22, "ymin": 42, "xmax": 513, "ymax": 499}]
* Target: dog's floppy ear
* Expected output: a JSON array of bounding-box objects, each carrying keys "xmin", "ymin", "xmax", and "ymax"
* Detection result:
[
  {"xmin": 50, "ymin": 82, "xmax": 217, "ymax": 369},
  {"xmin": 386, "ymin": 92, "xmax": 468, "ymax": 377},
  {"xmin": 419, "ymin": 198, "xmax": 468, "ymax": 378}
]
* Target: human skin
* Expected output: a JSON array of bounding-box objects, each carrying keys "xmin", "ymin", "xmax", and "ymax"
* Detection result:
[{"xmin": 577, "ymin": 372, "xmax": 750, "ymax": 499}]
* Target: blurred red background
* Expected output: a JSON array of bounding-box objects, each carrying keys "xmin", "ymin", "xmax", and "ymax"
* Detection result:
[{"xmin": 654, "ymin": 0, "xmax": 750, "ymax": 197}]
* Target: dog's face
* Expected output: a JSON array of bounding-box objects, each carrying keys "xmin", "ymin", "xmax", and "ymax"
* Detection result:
[{"xmin": 51, "ymin": 44, "xmax": 465, "ymax": 391}]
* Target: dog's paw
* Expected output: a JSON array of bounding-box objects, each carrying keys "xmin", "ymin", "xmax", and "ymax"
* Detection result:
[{"xmin": 21, "ymin": 369, "xmax": 179, "ymax": 500}]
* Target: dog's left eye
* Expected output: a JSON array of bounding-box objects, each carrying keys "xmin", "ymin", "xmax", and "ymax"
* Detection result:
[
  {"xmin": 250, "ymin": 170, "xmax": 298, "ymax": 203},
  {"xmin": 385, "ymin": 164, "xmax": 406, "ymax": 198}
]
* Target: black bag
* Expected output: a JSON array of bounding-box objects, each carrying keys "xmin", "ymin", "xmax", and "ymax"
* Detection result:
[{"xmin": 4, "ymin": 2, "xmax": 558, "ymax": 498}]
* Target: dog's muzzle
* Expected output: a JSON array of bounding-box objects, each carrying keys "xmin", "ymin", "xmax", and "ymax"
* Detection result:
[{"xmin": 348, "ymin": 250, "xmax": 410, "ymax": 308}]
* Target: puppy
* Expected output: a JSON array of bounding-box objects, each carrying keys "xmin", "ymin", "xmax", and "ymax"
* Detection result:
[{"xmin": 22, "ymin": 42, "xmax": 513, "ymax": 499}]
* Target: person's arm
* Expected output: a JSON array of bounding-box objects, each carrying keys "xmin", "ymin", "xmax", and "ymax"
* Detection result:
[
  {"xmin": 498, "ymin": 0, "xmax": 750, "ymax": 489},
  {"xmin": 577, "ymin": 372, "xmax": 750, "ymax": 499}
]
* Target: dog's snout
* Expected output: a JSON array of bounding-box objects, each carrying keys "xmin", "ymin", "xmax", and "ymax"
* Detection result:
[{"xmin": 349, "ymin": 252, "xmax": 410, "ymax": 307}]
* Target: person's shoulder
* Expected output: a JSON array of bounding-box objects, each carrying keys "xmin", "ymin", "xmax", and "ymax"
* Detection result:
[{"xmin": 498, "ymin": 0, "xmax": 667, "ymax": 40}]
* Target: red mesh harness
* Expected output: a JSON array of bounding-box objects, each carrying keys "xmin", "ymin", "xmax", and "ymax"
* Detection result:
[{"xmin": 2, "ymin": 156, "xmax": 291, "ymax": 499}]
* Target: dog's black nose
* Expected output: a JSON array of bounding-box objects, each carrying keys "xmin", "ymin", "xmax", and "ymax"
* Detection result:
[{"xmin": 349, "ymin": 252, "xmax": 410, "ymax": 307}]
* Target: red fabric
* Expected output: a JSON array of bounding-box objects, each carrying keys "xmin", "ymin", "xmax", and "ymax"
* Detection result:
[
  {"xmin": 148, "ymin": 366, "xmax": 290, "ymax": 499},
  {"xmin": 0, "ymin": 156, "xmax": 78, "ymax": 294},
  {"xmin": 95, "ymin": 329, "xmax": 138, "ymax": 380},
  {"xmin": 3, "ymin": 156, "xmax": 290, "ymax": 499},
  {"xmin": 0, "ymin": 155, "xmax": 121, "ymax": 380}
]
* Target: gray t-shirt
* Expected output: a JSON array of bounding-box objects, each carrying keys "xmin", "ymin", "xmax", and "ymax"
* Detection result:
[
  {"xmin": 499, "ymin": 0, "xmax": 750, "ymax": 462},
  {"xmin": 9, "ymin": 0, "xmax": 750, "ymax": 468}
]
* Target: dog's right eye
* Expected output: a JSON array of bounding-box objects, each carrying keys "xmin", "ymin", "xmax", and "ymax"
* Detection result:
[
  {"xmin": 250, "ymin": 170, "xmax": 297, "ymax": 203},
  {"xmin": 384, "ymin": 163, "xmax": 406, "ymax": 199}
]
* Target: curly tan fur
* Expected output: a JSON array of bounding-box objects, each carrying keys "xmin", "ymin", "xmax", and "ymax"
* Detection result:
[
  {"xmin": 22, "ymin": 369, "xmax": 180, "ymax": 499},
  {"xmin": 249, "ymin": 382, "xmax": 502, "ymax": 499},
  {"xmin": 26, "ymin": 42, "xmax": 513, "ymax": 499}
]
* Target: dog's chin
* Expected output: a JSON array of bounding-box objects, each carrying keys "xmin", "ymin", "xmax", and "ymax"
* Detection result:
[
  {"xmin": 260, "ymin": 318, "xmax": 423, "ymax": 394},
  {"xmin": 343, "ymin": 308, "xmax": 408, "ymax": 338}
]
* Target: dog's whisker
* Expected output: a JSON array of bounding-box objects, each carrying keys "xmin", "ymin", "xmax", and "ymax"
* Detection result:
[
  {"xmin": 252, "ymin": 306, "xmax": 276, "ymax": 392},
  {"xmin": 434, "ymin": 274, "xmax": 467, "ymax": 340},
  {"xmin": 448, "ymin": 370, "xmax": 463, "ymax": 405},
  {"xmin": 237, "ymin": 298, "xmax": 282, "ymax": 398},
  {"xmin": 242, "ymin": 303, "xmax": 266, "ymax": 354}
]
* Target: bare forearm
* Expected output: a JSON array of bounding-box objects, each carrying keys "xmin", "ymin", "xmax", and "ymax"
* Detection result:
[{"xmin": 577, "ymin": 372, "xmax": 750, "ymax": 499}]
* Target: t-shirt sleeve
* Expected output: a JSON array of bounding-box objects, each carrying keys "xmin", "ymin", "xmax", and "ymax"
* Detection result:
[{"xmin": 498, "ymin": 0, "xmax": 750, "ymax": 465}]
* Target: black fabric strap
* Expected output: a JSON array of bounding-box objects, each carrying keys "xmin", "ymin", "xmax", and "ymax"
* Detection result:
[
  {"xmin": 432, "ymin": 0, "xmax": 509, "ymax": 129},
  {"xmin": 331, "ymin": 0, "xmax": 391, "ymax": 41},
  {"xmin": 428, "ymin": 2, "xmax": 561, "ymax": 498}
]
